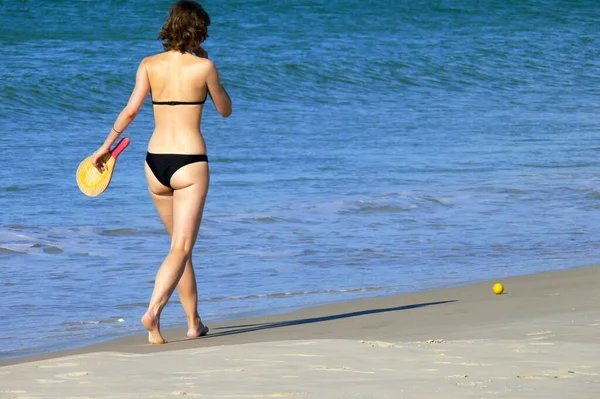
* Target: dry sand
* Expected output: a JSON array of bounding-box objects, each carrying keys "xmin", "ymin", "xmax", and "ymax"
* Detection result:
[{"xmin": 1, "ymin": 265, "xmax": 599, "ymax": 398}]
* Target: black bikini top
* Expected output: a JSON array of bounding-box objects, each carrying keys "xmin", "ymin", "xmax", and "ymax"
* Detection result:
[
  {"xmin": 152, "ymin": 99, "xmax": 206, "ymax": 106},
  {"xmin": 151, "ymin": 92, "xmax": 208, "ymax": 106}
]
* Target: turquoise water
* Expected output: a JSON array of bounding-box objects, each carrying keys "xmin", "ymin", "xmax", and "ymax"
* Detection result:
[{"xmin": 1, "ymin": 0, "xmax": 599, "ymax": 359}]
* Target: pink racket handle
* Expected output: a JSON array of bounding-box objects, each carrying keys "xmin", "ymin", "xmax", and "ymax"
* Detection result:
[{"xmin": 110, "ymin": 137, "xmax": 130, "ymax": 159}]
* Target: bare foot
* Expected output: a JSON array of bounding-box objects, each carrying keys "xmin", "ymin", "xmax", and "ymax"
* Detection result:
[
  {"xmin": 187, "ymin": 317, "xmax": 209, "ymax": 339},
  {"xmin": 142, "ymin": 312, "xmax": 167, "ymax": 344}
]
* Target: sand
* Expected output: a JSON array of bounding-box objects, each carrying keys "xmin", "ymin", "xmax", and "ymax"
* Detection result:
[{"xmin": 1, "ymin": 265, "xmax": 599, "ymax": 398}]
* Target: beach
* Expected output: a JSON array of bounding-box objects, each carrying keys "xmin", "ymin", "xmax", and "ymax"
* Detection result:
[{"xmin": 2, "ymin": 265, "xmax": 599, "ymax": 398}]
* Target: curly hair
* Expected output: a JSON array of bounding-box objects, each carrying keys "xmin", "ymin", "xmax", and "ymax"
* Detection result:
[{"xmin": 158, "ymin": 1, "xmax": 211, "ymax": 53}]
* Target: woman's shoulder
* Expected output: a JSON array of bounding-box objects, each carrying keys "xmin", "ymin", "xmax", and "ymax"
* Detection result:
[
  {"xmin": 143, "ymin": 52, "xmax": 167, "ymax": 63},
  {"xmin": 181, "ymin": 54, "xmax": 216, "ymax": 74}
]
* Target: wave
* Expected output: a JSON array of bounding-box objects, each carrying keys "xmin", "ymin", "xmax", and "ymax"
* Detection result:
[
  {"xmin": 101, "ymin": 228, "xmax": 165, "ymax": 237},
  {"xmin": 199, "ymin": 284, "xmax": 405, "ymax": 304},
  {"xmin": 2, "ymin": 186, "xmax": 29, "ymax": 192},
  {"xmin": 0, "ymin": 247, "xmax": 26, "ymax": 255}
]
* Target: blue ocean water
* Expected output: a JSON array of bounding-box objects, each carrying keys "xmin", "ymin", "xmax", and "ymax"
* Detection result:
[{"xmin": 1, "ymin": 0, "xmax": 599, "ymax": 360}]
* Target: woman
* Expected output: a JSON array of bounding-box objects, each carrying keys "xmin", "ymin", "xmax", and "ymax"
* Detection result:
[{"xmin": 91, "ymin": 0, "xmax": 232, "ymax": 344}]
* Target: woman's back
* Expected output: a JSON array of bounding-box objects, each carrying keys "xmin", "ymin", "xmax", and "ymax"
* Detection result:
[{"xmin": 146, "ymin": 51, "xmax": 212, "ymax": 154}]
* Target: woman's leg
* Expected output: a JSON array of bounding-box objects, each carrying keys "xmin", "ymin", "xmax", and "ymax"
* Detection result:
[
  {"xmin": 176, "ymin": 254, "xmax": 209, "ymax": 338},
  {"xmin": 146, "ymin": 180, "xmax": 207, "ymax": 338},
  {"xmin": 143, "ymin": 161, "xmax": 209, "ymax": 343}
]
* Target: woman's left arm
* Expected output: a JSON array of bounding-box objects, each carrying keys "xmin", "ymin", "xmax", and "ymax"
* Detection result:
[{"xmin": 92, "ymin": 59, "xmax": 150, "ymax": 170}]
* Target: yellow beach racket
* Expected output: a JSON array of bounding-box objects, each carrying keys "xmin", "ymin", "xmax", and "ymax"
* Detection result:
[{"xmin": 76, "ymin": 137, "xmax": 130, "ymax": 197}]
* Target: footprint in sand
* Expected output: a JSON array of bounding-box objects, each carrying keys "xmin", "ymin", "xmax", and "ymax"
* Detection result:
[
  {"xmin": 572, "ymin": 371, "xmax": 600, "ymax": 376},
  {"xmin": 552, "ymin": 374, "xmax": 575, "ymax": 379},
  {"xmin": 458, "ymin": 362, "xmax": 487, "ymax": 366},
  {"xmin": 228, "ymin": 358, "xmax": 285, "ymax": 363},
  {"xmin": 456, "ymin": 381, "xmax": 489, "ymax": 389},
  {"xmin": 110, "ymin": 353, "xmax": 153, "ymax": 358},
  {"xmin": 529, "ymin": 336, "xmax": 553, "ymax": 341},
  {"xmin": 276, "ymin": 354, "xmax": 323, "ymax": 358},
  {"xmin": 517, "ymin": 374, "xmax": 574, "ymax": 380},
  {"xmin": 35, "ymin": 362, "xmax": 79, "ymax": 369},
  {"xmin": 311, "ymin": 365, "xmax": 375, "ymax": 374},
  {"xmin": 425, "ymin": 339, "xmax": 446, "ymax": 344},
  {"xmin": 526, "ymin": 330, "xmax": 553, "ymax": 336},
  {"xmin": 360, "ymin": 340, "xmax": 398, "ymax": 348},
  {"xmin": 438, "ymin": 353, "xmax": 464, "ymax": 359},
  {"xmin": 56, "ymin": 372, "xmax": 89, "ymax": 379},
  {"xmin": 456, "ymin": 381, "xmax": 477, "ymax": 387},
  {"xmin": 35, "ymin": 379, "xmax": 66, "ymax": 384},
  {"xmin": 173, "ymin": 368, "xmax": 245, "ymax": 375},
  {"xmin": 188, "ymin": 347, "xmax": 222, "ymax": 355},
  {"xmin": 516, "ymin": 375, "xmax": 545, "ymax": 380},
  {"xmin": 272, "ymin": 341, "xmax": 316, "ymax": 347}
]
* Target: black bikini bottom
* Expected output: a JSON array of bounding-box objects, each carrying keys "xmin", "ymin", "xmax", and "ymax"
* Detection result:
[{"xmin": 146, "ymin": 152, "xmax": 208, "ymax": 189}]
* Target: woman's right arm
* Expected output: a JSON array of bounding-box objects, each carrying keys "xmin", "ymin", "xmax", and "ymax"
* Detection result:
[
  {"xmin": 91, "ymin": 58, "xmax": 150, "ymax": 170},
  {"xmin": 205, "ymin": 60, "xmax": 232, "ymax": 118}
]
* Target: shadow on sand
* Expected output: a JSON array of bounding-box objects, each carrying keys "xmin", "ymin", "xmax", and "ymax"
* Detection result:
[{"xmin": 182, "ymin": 300, "xmax": 457, "ymax": 341}]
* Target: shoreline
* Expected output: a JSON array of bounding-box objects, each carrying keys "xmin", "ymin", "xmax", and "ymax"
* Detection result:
[{"xmin": 2, "ymin": 263, "xmax": 599, "ymax": 368}]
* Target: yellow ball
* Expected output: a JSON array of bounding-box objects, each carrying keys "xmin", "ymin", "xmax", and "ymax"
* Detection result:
[{"xmin": 493, "ymin": 283, "xmax": 504, "ymax": 295}]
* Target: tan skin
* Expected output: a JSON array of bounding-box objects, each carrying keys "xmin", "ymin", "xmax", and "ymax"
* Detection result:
[{"xmin": 92, "ymin": 46, "xmax": 232, "ymax": 344}]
